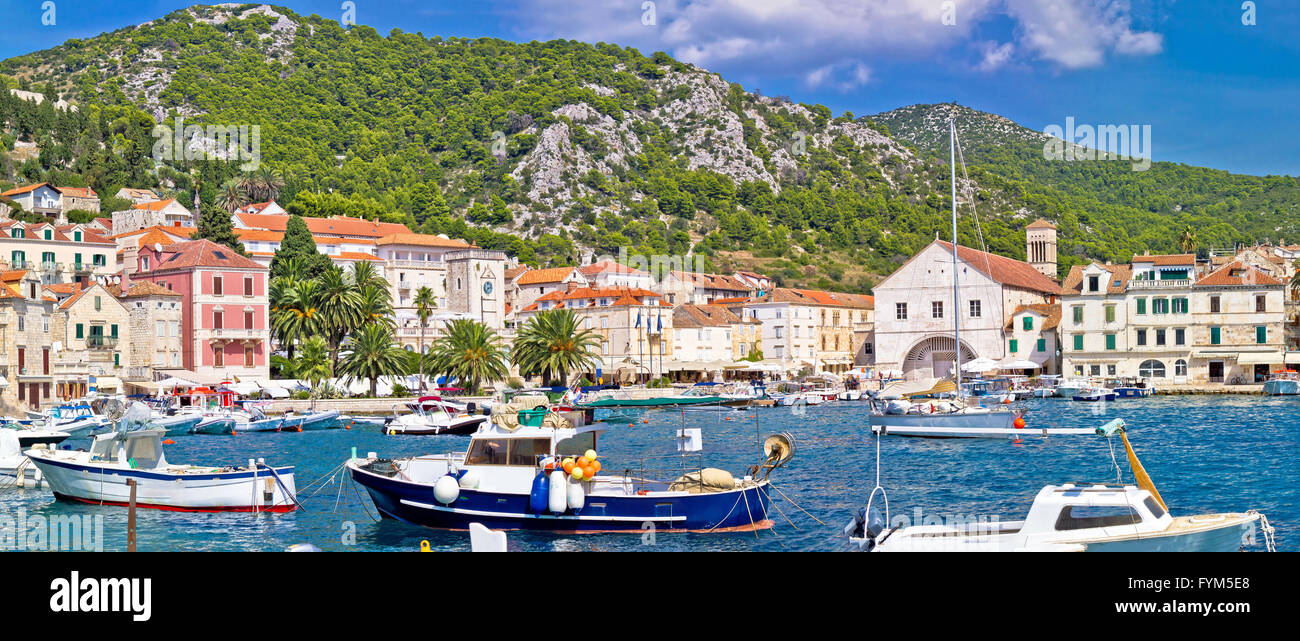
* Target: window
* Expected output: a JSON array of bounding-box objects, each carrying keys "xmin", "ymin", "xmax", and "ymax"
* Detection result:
[
  {"xmin": 1173, "ymin": 297, "xmax": 1188, "ymax": 314},
  {"xmin": 1107, "ymin": 364, "xmax": 1117, "ymax": 376},
  {"xmin": 1105, "ymin": 333, "xmax": 1116, "ymax": 350},
  {"xmin": 1152, "ymin": 298, "xmax": 1168, "ymax": 315},
  {"xmin": 10, "ymin": 250, "xmax": 24, "ymax": 266},
  {"xmin": 1210, "ymin": 296, "xmax": 1221, "ymax": 313},
  {"xmin": 1104, "ymin": 305, "xmax": 1115, "ymax": 323},
  {"xmin": 213, "ymin": 347, "xmax": 224, "ymax": 367},
  {"xmin": 1072, "ymin": 334, "xmax": 1083, "ymax": 351},
  {"xmin": 1088, "ymin": 275, "xmax": 1100, "ymax": 292},
  {"xmin": 1155, "ymin": 329, "xmax": 1166, "ymax": 346},
  {"xmin": 73, "ymin": 231, "xmax": 82, "ymax": 242},
  {"xmin": 94, "ymin": 296, "xmax": 101, "ymax": 311},
  {"xmin": 1136, "ymin": 329, "xmax": 1147, "ymax": 346},
  {"xmin": 1139, "ymin": 359, "xmax": 1166, "ymax": 378},
  {"xmin": 931, "ymin": 301, "xmax": 943, "ymax": 319},
  {"xmin": 1072, "ymin": 306, "xmax": 1083, "ymax": 324},
  {"xmin": 1090, "ymin": 364, "xmax": 1101, "ymax": 376},
  {"xmin": 244, "ymin": 311, "xmax": 254, "ymax": 329},
  {"xmin": 157, "ymin": 321, "xmax": 166, "ymax": 337},
  {"xmin": 110, "ymin": 325, "xmax": 118, "ymax": 339},
  {"xmin": 1036, "ymin": 338, "xmax": 1046, "ymax": 352},
  {"xmin": 1256, "ymin": 295, "xmax": 1267, "ymax": 313},
  {"xmin": 213, "ymin": 311, "xmax": 223, "ymax": 329},
  {"xmin": 1174, "ymin": 359, "xmax": 1188, "ymax": 377},
  {"xmin": 244, "ymin": 277, "xmax": 254, "ymax": 296},
  {"xmin": 895, "ymin": 303, "xmax": 908, "ymax": 321},
  {"xmin": 244, "ymin": 345, "xmax": 255, "ymax": 367},
  {"xmin": 969, "ymin": 300, "xmax": 981, "ymax": 318},
  {"xmin": 465, "ymin": 438, "xmax": 509, "ymax": 465},
  {"xmin": 1174, "ymin": 328, "xmax": 1186, "ymax": 346},
  {"xmin": 213, "ymin": 276, "xmax": 223, "ymax": 295},
  {"xmin": 75, "ymin": 324, "xmax": 84, "ymax": 339},
  {"xmin": 114, "ymin": 353, "xmax": 120, "ymax": 367},
  {"xmin": 1055, "ymin": 505, "xmax": 1141, "ymax": 531},
  {"xmin": 93, "ymin": 254, "xmax": 106, "ymax": 266},
  {"xmin": 1136, "ymin": 298, "xmax": 1146, "ymax": 315},
  {"xmin": 10, "ymin": 228, "xmax": 22, "ymax": 239},
  {"xmin": 43, "ymin": 229, "xmax": 51, "ymax": 240},
  {"xmin": 1074, "ymin": 365, "xmax": 1084, "ymax": 376},
  {"xmin": 1009, "ymin": 339, "xmax": 1018, "ymax": 353},
  {"xmin": 1023, "ymin": 316, "xmax": 1033, "ymax": 331},
  {"xmin": 1210, "ymin": 326, "xmax": 1221, "ymax": 345},
  {"xmin": 1256, "ymin": 326, "xmax": 1267, "ymax": 344}
]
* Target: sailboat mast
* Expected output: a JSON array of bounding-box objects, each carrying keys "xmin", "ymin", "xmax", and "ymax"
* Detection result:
[{"xmin": 950, "ymin": 119, "xmax": 961, "ymax": 383}]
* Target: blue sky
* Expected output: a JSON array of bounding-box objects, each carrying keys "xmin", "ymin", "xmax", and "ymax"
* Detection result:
[{"xmin": 2, "ymin": 0, "xmax": 1298, "ymax": 176}]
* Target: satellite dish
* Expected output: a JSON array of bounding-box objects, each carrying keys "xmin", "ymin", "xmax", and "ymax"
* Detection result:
[
  {"xmin": 154, "ymin": 243, "xmax": 163, "ymax": 252},
  {"xmin": 113, "ymin": 275, "xmax": 120, "ymax": 284}
]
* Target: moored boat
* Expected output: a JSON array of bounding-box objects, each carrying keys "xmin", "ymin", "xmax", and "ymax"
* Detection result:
[
  {"xmin": 1072, "ymin": 387, "xmax": 1117, "ymax": 402},
  {"xmin": 1262, "ymin": 370, "xmax": 1300, "ymax": 396}
]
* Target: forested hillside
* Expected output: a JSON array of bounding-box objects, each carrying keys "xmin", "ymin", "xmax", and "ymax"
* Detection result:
[{"xmin": 2, "ymin": 4, "xmax": 1295, "ymax": 289}]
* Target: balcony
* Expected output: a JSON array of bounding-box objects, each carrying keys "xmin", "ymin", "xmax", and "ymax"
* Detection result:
[
  {"xmin": 388, "ymin": 259, "xmax": 444, "ymax": 269},
  {"xmin": 208, "ymin": 328, "xmax": 264, "ymax": 340},
  {"xmin": 1128, "ymin": 279, "xmax": 1192, "ymax": 289},
  {"xmin": 86, "ymin": 337, "xmax": 119, "ymax": 350}
]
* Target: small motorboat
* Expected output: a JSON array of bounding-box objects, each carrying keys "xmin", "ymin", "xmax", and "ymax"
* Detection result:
[
  {"xmin": 26, "ymin": 403, "xmax": 298, "ymax": 513},
  {"xmin": 1053, "ymin": 380, "xmax": 1089, "ymax": 399},
  {"xmin": 1072, "ymin": 388, "xmax": 1117, "ymax": 402},
  {"xmin": 848, "ymin": 418, "xmax": 1276, "ymax": 552},
  {"xmin": 0, "ymin": 424, "xmax": 71, "ymax": 448},
  {"xmin": 1262, "ymin": 370, "xmax": 1300, "ymax": 396},
  {"xmin": 190, "ymin": 416, "xmax": 237, "ymax": 435},
  {"xmin": 150, "ymin": 414, "xmax": 203, "ymax": 436},
  {"xmin": 349, "ymin": 410, "xmax": 792, "ymax": 533},
  {"xmin": 384, "ymin": 399, "xmax": 488, "ymax": 435},
  {"xmin": 1, "ymin": 430, "xmax": 44, "ymax": 487}
]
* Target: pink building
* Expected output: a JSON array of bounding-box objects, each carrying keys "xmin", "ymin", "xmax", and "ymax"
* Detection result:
[{"xmin": 132, "ymin": 239, "xmax": 270, "ymax": 383}]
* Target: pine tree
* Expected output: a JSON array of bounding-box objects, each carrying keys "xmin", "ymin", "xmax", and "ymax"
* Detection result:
[
  {"xmin": 270, "ymin": 214, "xmax": 334, "ymax": 281},
  {"xmin": 190, "ymin": 206, "xmax": 247, "ymax": 255}
]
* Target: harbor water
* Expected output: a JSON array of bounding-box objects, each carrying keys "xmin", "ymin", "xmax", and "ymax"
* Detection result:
[{"xmin": 2, "ymin": 395, "xmax": 1293, "ymax": 552}]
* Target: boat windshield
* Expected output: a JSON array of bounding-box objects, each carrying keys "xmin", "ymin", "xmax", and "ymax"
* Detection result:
[{"xmin": 556, "ymin": 431, "xmax": 596, "ymax": 457}]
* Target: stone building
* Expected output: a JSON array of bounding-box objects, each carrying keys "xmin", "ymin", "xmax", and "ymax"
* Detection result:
[
  {"xmin": 50, "ymin": 283, "xmax": 129, "ymax": 398},
  {"xmin": 108, "ymin": 280, "xmax": 185, "ymax": 388},
  {"xmin": 0, "ymin": 270, "xmax": 57, "ymax": 414}
]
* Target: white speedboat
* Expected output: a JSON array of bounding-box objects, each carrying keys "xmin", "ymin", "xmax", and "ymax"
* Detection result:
[
  {"xmin": 384, "ymin": 400, "xmax": 488, "ymax": 435},
  {"xmin": 1072, "ymin": 387, "xmax": 1117, "ymax": 402},
  {"xmin": 847, "ymin": 418, "xmax": 1276, "ymax": 552},
  {"xmin": 1, "ymin": 430, "xmax": 45, "ymax": 487},
  {"xmin": 837, "ymin": 389, "xmax": 864, "ymax": 401},
  {"xmin": 867, "ymin": 397, "xmax": 1073, "ymax": 438},
  {"xmin": 1262, "ymin": 371, "xmax": 1300, "ymax": 396},
  {"xmin": 26, "ymin": 404, "xmax": 298, "ymax": 512}
]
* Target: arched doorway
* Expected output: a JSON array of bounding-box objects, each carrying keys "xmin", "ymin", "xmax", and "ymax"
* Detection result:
[{"xmin": 902, "ymin": 335, "xmax": 978, "ymax": 379}]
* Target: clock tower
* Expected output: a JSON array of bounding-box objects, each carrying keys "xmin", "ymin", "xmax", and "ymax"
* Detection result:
[{"xmin": 446, "ymin": 249, "xmax": 507, "ymax": 329}]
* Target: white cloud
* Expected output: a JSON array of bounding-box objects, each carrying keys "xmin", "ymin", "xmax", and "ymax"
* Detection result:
[{"xmin": 504, "ymin": 0, "xmax": 1164, "ymax": 82}]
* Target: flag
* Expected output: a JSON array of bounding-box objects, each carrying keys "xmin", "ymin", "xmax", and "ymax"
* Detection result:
[
  {"xmin": 635, "ymin": 310, "xmax": 642, "ymax": 328},
  {"xmin": 656, "ymin": 313, "xmax": 663, "ymax": 334}
]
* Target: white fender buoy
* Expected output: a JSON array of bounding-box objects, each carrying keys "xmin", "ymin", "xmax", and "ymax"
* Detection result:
[
  {"xmin": 548, "ymin": 470, "xmax": 567, "ymax": 513},
  {"xmin": 567, "ymin": 478, "xmax": 585, "ymax": 510},
  {"xmin": 434, "ymin": 475, "xmax": 460, "ymax": 505},
  {"xmin": 458, "ymin": 469, "xmax": 481, "ymax": 489}
]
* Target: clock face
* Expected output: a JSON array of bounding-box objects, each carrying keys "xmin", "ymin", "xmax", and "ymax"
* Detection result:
[{"xmin": 482, "ymin": 281, "xmax": 494, "ymax": 295}]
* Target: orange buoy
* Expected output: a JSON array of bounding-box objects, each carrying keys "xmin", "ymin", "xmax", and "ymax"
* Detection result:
[
  {"xmin": 1013, "ymin": 416, "xmax": 1026, "ymax": 429},
  {"xmin": 642, "ymin": 419, "xmax": 649, "ymax": 424},
  {"xmin": 162, "ymin": 439, "xmax": 175, "ymax": 445},
  {"xmin": 628, "ymin": 423, "xmax": 635, "ymax": 428}
]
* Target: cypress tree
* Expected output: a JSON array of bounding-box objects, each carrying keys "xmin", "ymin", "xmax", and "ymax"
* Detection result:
[
  {"xmin": 190, "ymin": 205, "xmax": 247, "ymax": 255},
  {"xmin": 270, "ymin": 214, "xmax": 334, "ymax": 280}
]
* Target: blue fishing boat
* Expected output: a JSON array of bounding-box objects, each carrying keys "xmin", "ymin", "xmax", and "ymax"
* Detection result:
[
  {"xmin": 1072, "ymin": 388, "xmax": 1117, "ymax": 402},
  {"xmin": 348, "ymin": 412, "xmax": 792, "ymax": 533},
  {"xmin": 151, "ymin": 414, "xmax": 203, "ymax": 436}
]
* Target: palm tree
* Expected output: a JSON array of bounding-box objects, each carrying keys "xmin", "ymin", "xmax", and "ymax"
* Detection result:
[
  {"xmin": 256, "ymin": 166, "xmax": 286, "ymax": 202},
  {"xmin": 1178, "ymin": 226, "xmax": 1198, "ymax": 254},
  {"xmin": 357, "ymin": 283, "xmax": 394, "ymax": 328},
  {"xmin": 511, "ymin": 309, "xmax": 602, "ymax": 386},
  {"xmin": 296, "ymin": 335, "xmax": 334, "ymax": 398},
  {"xmin": 339, "ymin": 324, "xmax": 407, "ymax": 397},
  {"xmin": 429, "ymin": 319, "xmax": 509, "ymax": 395},
  {"xmin": 215, "ymin": 178, "xmax": 248, "ymax": 214},
  {"xmin": 269, "ymin": 278, "xmax": 319, "ymax": 361},
  {"xmin": 349, "ymin": 260, "xmax": 389, "ymax": 291},
  {"xmin": 315, "ymin": 267, "xmax": 362, "ymax": 370},
  {"xmin": 413, "ymin": 285, "xmax": 437, "ymax": 391}
]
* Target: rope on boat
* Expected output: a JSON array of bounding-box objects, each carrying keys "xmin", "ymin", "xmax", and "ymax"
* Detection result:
[
  {"xmin": 757, "ymin": 484, "xmax": 798, "ymax": 530},
  {"xmin": 702, "ymin": 491, "xmax": 745, "ymax": 532},
  {"xmin": 257, "ymin": 463, "xmax": 304, "ymax": 512},
  {"xmin": 766, "ymin": 482, "xmax": 827, "ymax": 526},
  {"xmin": 1250, "ymin": 510, "xmax": 1277, "ymax": 552},
  {"xmin": 864, "ymin": 427, "xmax": 889, "ymax": 530},
  {"xmin": 741, "ymin": 488, "xmax": 758, "ymax": 539}
]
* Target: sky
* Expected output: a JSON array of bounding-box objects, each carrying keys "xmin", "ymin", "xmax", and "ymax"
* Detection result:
[{"xmin": 1, "ymin": 0, "xmax": 1298, "ymax": 176}]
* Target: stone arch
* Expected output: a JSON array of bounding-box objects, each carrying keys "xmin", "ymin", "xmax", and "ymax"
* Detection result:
[{"xmin": 902, "ymin": 334, "xmax": 978, "ymax": 380}]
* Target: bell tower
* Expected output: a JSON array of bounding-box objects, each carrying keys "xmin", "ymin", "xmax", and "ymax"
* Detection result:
[{"xmin": 1026, "ymin": 218, "xmax": 1057, "ymax": 279}]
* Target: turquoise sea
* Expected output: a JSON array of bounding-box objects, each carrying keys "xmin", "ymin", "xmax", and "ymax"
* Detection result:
[{"xmin": 2, "ymin": 395, "xmax": 1293, "ymax": 552}]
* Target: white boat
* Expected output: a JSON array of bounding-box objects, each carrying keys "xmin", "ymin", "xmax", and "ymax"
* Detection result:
[
  {"xmin": 848, "ymin": 418, "xmax": 1276, "ymax": 552},
  {"xmin": 1262, "ymin": 371, "xmax": 1300, "ymax": 396},
  {"xmin": 26, "ymin": 403, "xmax": 298, "ymax": 512},
  {"xmin": 1072, "ymin": 387, "xmax": 1117, "ymax": 402},
  {"xmin": 837, "ymin": 389, "xmax": 864, "ymax": 401},
  {"xmin": 384, "ymin": 400, "xmax": 489, "ymax": 435},
  {"xmin": 0, "ymin": 424, "xmax": 71, "ymax": 448},
  {"xmin": 1054, "ymin": 379, "xmax": 1090, "ymax": 398},
  {"xmin": 1, "ymin": 430, "xmax": 45, "ymax": 487}
]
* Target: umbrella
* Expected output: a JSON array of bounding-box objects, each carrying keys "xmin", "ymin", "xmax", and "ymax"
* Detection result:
[
  {"xmin": 156, "ymin": 376, "xmax": 198, "ymax": 389},
  {"xmin": 960, "ymin": 357, "xmax": 998, "ymax": 373}
]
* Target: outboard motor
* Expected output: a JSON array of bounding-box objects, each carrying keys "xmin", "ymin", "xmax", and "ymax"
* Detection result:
[{"xmin": 465, "ymin": 402, "xmax": 477, "ymax": 414}]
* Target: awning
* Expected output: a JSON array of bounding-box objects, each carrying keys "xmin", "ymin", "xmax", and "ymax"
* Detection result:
[
  {"xmin": 155, "ymin": 369, "xmax": 224, "ymax": 386},
  {"xmin": 1286, "ymin": 352, "xmax": 1300, "ymax": 365},
  {"xmin": 94, "ymin": 376, "xmax": 123, "ymax": 390},
  {"xmin": 1193, "ymin": 352, "xmax": 1237, "ymax": 360},
  {"xmin": 127, "ymin": 380, "xmax": 160, "ymax": 391},
  {"xmin": 1236, "ymin": 352, "xmax": 1282, "ymax": 365}
]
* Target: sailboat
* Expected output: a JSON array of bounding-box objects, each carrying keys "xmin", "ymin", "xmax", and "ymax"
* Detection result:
[{"xmin": 869, "ymin": 120, "xmax": 1077, "ymax": 439}]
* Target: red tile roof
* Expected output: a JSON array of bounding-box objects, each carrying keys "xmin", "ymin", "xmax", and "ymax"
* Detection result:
[
  {"xmin": 374, "ymin": 232, "xmax": 474, "ymax": 248},
  {"xmin": 1061, "ymin": 263, "xmax": 1132, "ymax": 295},
  {"xmin": 1006, "ymin": 303, "xmax": 1062, "ymax": 330},
  {"xmin": 236, "ymin": 213, "xmax": 410, "ymax": 238},
  {"xmin": 673, "ymin": 304, "xmax": 745, "ymax": 328},
  {"xmin": 132, "ymin": 198, "xmax": 183, "ymax": 211},
  {"xmin": 1026, "ymin": 218, "xmax": 1056, "ymax": 230},
  {"xmin": 936, "ymin": 241, "xmax": 1062, "ymax": 294},
  {"xmin": 579, "ymin": 260, "xmax": 649, "ymax": 277},
  {"xmin": 1131, "ymin": 253, "xmax": 1195, "ymax": 266},
  {"xmin": 152, "ymin": 239, "xmax": 265, "ymax": 271},
  {"xmin": 1, "ymin": 182, "xmax": 50, "ymax": 197},
  {"xmin": 749, "ymin": 288, "xmax": 875, "ymax": 308},
  {"xmin": 1195, "ymin": 261, "xmax": 1283, "ymax": 287},
  {"xmin": 107, "ymin": 281, "xmax": 183, "ymax": 298},
  {"xmin": 57, "ymin": 186, "xmax": 98, "ymax": 199},
  {"xmin": 333, "ymin": 252, "xmax": 383, "ymax": 261},
  {"xmin": 515, "ymin": 267, "xmax": 578, "ymax": 286},
  {"xmin": 670, "ymin": 270, "xmax": 749, "ymax": 290}
]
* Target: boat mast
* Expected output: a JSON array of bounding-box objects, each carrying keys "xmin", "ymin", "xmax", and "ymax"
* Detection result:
[{"xmin": 949, "ymin": 118, "xmax": 961, "ymax": 383}]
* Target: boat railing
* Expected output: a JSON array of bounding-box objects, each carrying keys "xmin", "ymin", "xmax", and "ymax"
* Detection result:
[{"xmin": 614, "ymin": 453, "xmax": 707, "ymax": 494}]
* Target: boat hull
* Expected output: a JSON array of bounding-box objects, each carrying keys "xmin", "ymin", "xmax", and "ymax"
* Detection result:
[
  {"xmin": 870, "ymin": 410, "xmax": 1017, "ymax": 436},
  {"xmin": 28, "ymin": 455, "xmax": 297, "ymax": 512},
  {"xmin": 384, "ymin": 415, "xmax": 487, "ymax": 436},
  {"xmin": 349, "ymin": 465, "xmax": 772, "ymax": 533},
  {"xmin": 1073, "ymin": 393, "xmax": 1117, "ymax": 402},
  {"xmin": 1262, "ymin": 380, "xmax": 1300, "ymax": 396},
  {"xmin": 1114, "ymin": 387, "xmax": 1152, "ymax": 398}
]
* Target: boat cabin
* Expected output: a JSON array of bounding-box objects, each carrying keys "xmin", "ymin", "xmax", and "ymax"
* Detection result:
[
  {"xmin": 1019, "ymin": 484, "xmax": 1171, "ymax": 538},
  {"xmin": 88, "ymin": 429, "xmax": 169, "ymax": 470}
]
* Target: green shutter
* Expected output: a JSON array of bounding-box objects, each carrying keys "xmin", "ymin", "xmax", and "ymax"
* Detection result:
[
  {"xmin": 1105, "ymin": 306, "xmax": 1115, "ymax": 323},
  {"xmin": 1073, "ymin": 306, "xmax": 1083, "ymax": 323},
  {"xmin": 1022, "ymin": 316, "xmax": 1033, "ymax": 331},
  {"xmin": 1257, "ymin": 326, "xmax": 1267, "ymax": 344},
  {"xmin": 1009, "ymin": 339, "xmax": 1018, "ymax": 353},
  {"xmin": 75, "ymin": 324, "xmax": 84, "ymax": 339},
  {"xmin": 114, "ymin": 353, "xmax": 120, "ymax": 367},
  {"xmin": 1106, "ymin": 334, "xmax": 1116, "ymax": 350},
  {"xmin": 111, "ymin": 324, "xmax": 118, "ymax": 339},
  {"xmin": 1073, "ymin": 334, "xmax": 1083, "ymax": 351},
  {"xmin": 1211, "ymin": 327, "xmax": 1221, "ymax": 345},
  {"xmin": 1136, "ymin": 298, "xmax": 1146, "ymax": 315},
  {"xmin": 1036, "ymin": 338, "xmax": 1046, "ymax": 352}
]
